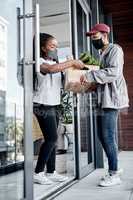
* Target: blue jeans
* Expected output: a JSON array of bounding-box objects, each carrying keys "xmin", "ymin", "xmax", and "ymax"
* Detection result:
[{"xmin": 97, "ymin": 108, "xmax": 119, "ymax": 173}]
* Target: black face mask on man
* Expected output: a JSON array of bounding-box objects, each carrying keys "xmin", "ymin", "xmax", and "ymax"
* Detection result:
[{"xmin": 92, "ymin": 38, "xmax": 105, "ymax": 50}]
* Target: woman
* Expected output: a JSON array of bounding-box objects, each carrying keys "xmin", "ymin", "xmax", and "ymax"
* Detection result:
[{"xmin": 33, "ymin": 33, "xmax": 84, "ymax": 184}]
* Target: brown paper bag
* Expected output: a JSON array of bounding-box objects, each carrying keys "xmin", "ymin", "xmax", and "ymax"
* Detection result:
[{"xmin": 64, "ymin": 65, "xmax": 99, "ymax": 93}]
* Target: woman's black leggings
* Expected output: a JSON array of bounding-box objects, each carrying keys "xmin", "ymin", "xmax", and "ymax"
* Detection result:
[{"xmin": 33, "ymin": 103, "xmax": 58, "ymax": 173}]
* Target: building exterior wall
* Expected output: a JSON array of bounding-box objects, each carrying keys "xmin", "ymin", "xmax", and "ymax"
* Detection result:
[
  {"xmin": 101, "ymin": 0, "xmax": 133, "ymax": 150},
  {"xmin": 118, "ymin": 42, "xmax": 133, "ymax": 150}
]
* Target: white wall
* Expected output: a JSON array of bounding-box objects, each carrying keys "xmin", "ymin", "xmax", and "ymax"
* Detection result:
[
  {"xmin": 36, "ymin": 0, "xmax": 69, "ymax": 17},
  {"xmin": 34, "ymin": 0, "xmax": 71, "ymax": 47},
  {"xmin": 40, "ymin": 21, "xmax": 70, "ymax": 47}
]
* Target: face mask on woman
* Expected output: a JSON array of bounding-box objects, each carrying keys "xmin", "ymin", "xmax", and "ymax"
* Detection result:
[
  {"xmin": 92, "ymin": 38, "xmax": 105, "ymax": 50},
  {"xmin": 47, "ymin": 49, "xmax": 58, "ymax": 62}
]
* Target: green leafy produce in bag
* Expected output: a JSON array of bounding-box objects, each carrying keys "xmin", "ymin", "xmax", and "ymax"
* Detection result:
[{"xmin": 79, "ymin": 51, "xmax": 103, "ymax": 69}]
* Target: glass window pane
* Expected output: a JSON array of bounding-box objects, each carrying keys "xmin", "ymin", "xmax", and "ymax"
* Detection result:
[
  {"xmin": 0, "ymin": 1, "xmax": 24, "ymax": 199},
  {"xmin": 33, "ymin": 0, "xmax": 75, "ymax": 199},
  {"xmin": 76, "ymin": 1, "xmax": 93, "ymax": 170}
]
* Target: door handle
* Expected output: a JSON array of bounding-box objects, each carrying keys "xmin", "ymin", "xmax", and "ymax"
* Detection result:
[
  {"xmin": 35, "ymin": 3, "xmax": 40, "ymax": 73},
  {"xmin": 17, "ymin": 4, "xmax": 40, "ymax": 69}
]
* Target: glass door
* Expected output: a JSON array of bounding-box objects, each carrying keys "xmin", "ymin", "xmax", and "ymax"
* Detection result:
[
  {"xmin": 32, "ymin": 0, "xmax": 77, "ymax": 199},
  {"xmin": 72, "ymin": 0, "xmax": 95, "ymax": 178},
  {"xmin": 0, "ymin": 0, "xmax": 33, "ymax": 199}
]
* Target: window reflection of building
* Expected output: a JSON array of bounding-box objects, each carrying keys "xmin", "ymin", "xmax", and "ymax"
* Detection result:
[
  {"xmin": 0, "ymin": 16, "xmax": 7, "ymax": 166},
  {"xmin": 0, "ymin": 16, "xmax": 24, "ymax": 168},
  {"xmin": 0, "ymin": 16, "xmax": 7, "ymax": 91}
]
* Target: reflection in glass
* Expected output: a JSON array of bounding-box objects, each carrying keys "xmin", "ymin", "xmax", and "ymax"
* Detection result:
[
  {"xmin": 0, "ymin": 1, "xmax": 24, "ymax": 199},
  {"xmin": 76, "ymin": 0, "xmax": 93, "ymax": 170}
]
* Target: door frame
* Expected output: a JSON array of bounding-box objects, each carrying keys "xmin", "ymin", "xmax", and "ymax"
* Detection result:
[
  {"xmin": 71, "ymin": 0, "xmax": 95, "ymax": 179},
  {"xmin": 21, "ymin": 0, "xmax": 34, "ymax": 199}
]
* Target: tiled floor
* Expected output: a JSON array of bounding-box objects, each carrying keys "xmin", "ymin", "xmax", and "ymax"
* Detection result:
[
  {"xmin": 34, "ymin": 176, "xmax": 74, "ymax": 200},
  {"xmin": 0, "ymin": 171, "xmax": 23, "ymax": 200},
  {"xmin": 53, "ymin": 151, "xmax": 133, "ymax": 200},
  {"xmin": 0, "ymin": 152, "xmax": 75, "ymax": 200},
  {"xmin": 1, "ymin": 151, "xmax": 132, "ymax": 200}
]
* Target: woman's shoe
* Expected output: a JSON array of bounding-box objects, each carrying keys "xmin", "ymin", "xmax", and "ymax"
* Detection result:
[
  {"xmin": 34, "ymin": 172, "xmax": 53, "ymax": 185},
  {"xmin": 47, "ymin": 171, "xmax": 69, "ymax": 182}
]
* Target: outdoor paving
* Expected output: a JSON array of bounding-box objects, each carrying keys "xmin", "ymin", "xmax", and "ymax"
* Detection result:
[{"xmin": 54, "ymin": 151, "xmax": 133, "ymax": 200}]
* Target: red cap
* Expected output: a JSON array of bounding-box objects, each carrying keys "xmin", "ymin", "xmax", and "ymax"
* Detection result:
[{"xmin": 86, "ymin": 23, "xmax": 110, "ymax": 36}]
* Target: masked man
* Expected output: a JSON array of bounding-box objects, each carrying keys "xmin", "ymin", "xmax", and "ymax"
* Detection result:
[{"xmin": 81, "ymin": 23, "xmax": 129, "ymax": 187}]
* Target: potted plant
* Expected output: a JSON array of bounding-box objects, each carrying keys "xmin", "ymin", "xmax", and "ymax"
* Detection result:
[
  {"xmin": 56, "ymin": 90, "xmax": 74, "ymax": 148},
  {"xmin": 56, "ymin": 90, "xmax": 73, "ymax": 173},
  {"xmin": 57, "ymin": 90, "xmax": 73, "ymax": 133},
  {"xmin": 59, "ymin": 90, "xmax": 72, "ymax": 123}
]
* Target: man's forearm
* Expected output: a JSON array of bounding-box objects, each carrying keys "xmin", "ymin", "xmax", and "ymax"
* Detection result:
[{"xmin": 85, "ymin": 66, "xmax": 120, "ymax": 84}]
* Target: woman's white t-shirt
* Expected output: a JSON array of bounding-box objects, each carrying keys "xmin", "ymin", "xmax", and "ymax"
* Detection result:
[{"xmin": 33, "ymin": 58, "xmax": 62, "ymax": 106}]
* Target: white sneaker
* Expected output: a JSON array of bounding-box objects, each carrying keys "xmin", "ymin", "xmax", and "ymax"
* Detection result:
[
  {"xmin": 99, "ymin": 174, "xmax": 122, "ymax": 187},
  {"xmin": 100, "ymin": 168, "xmax": 123, "ymax": 181},
  {"xmin": 116, "ymin": 168, "xmax": 124, "ymax": 176},
  {"xmin": 34, "ymin": 172, "xmax": 53, "ymax": 185},
  {"xmin": 47, "ymin": 171, "xmax": 69, "ymax": 182}
]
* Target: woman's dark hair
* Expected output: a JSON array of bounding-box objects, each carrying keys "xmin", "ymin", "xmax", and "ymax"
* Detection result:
[
  {"xmin": 40, "ymin": 33, "xmax": 55, "ymax": 58},
  {"xmin": 33, "ymin": 33, "xmax": 55, "ymax": 91},
  {"xmin": 33, "ymin": 33, "xmax": 55, "ymax": 60}
]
